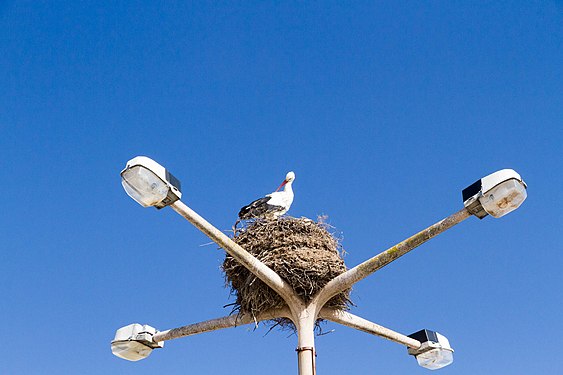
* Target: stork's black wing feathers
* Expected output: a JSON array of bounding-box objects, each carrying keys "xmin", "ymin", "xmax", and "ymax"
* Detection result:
[{"xmin": 238, "ymin": 196, "xmax": 283, "ymax": 220}]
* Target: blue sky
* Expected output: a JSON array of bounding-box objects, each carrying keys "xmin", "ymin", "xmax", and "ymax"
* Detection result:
[{"xmin": 1, "ymin": 1, "xmax": 561, "ymax": 374}]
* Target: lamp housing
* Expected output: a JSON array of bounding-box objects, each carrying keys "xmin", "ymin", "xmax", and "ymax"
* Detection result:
[
  {"xmin": 462, "ymin": 169, "xmax": 527, "ymax": 219},
  {"xmin": 111, "ymin": 323, "xmax": 164, "ymax": 361},
  {"xmin": 121, "ymin": 156, "xmax": 182, "ymax": 209},
  {"xmin": 408, "ymin": 329, "xmax": 454, "ymax": 370}
]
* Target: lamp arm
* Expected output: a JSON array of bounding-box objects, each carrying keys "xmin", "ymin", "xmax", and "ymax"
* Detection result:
[
  {"xmin": 313, "ymin": 208, "xmax": 471, "ymax": 310},
  {"xmin": 170, "ymin": 200, "xmax": 303, "ymax": 308},
  {"xmin": 153, "ymin": 307, "xmax": 291, "ymax": 343},
  {"xmin": 319, "ymin": 308, "xmax": 421, "ymax": 348}
]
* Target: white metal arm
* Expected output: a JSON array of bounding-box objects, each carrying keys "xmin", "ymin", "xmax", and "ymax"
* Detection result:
[
  {"xmin": 319, "ymin": 308, "xmax": 421, "ymax": 349},
  {"xmin": 153, "ymin": 308, "xmax": 291, "ymax": 343},
  {"xmin": 170, "ymin": 200, "xmax": 303, "ymax": 308},
  {"xmin": 313, "ymin": 208, "xmax": 471, "ymax": 310}
]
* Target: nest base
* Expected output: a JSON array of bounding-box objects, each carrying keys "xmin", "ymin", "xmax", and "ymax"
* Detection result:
[{"xmin": 222, "ymin": 217, "xmax": 352, "ymax": 330}]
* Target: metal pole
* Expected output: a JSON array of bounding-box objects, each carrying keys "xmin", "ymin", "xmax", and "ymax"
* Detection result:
[
  {"xmin": 170, "ymin": 200, "xmax": 302, "ymax": 307},
  {"xmin": 313, "ymin": 208, "xmax": 471, "ymax": 309},
  {"xmin": 295, "ymin": 306, "xmax": 318, "ymax": 375}
]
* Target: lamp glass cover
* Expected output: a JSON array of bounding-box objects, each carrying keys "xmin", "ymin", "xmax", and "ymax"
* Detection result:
[
  {"xmin": 478, "ymin": 179, "xmax": 527, "ymax": 218},
  {"xmin": 111, "ymin": 340, "xmax": 153, "ymax": 361},
  {"xmin": 416, "ymin": 348, "xmax": 453, "ymax": 370},
  {"xmin": 121, "ymin": 166, "xmax": 170, "ymax": 207}
]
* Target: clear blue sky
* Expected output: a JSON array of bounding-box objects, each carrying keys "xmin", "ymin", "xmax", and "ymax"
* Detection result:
[{"xmin": 1, "ymin": 1, "xmax": 561, "ymax": 374}]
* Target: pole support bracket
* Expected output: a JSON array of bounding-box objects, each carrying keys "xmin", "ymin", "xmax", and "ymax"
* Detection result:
[{"xmin": 295, "ymin": 346, "xmax": 315, "ymax": 354}]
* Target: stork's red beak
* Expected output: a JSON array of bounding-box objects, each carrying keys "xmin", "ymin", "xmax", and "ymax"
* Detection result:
[{"xmin": 275, "ymin": 180, "xmax": 288, "ymax": 192}]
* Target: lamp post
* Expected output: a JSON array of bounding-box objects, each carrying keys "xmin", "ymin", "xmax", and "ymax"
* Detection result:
[{"xmin": 114, "ymin": 156, "xmax": 527, "ymax": 373}]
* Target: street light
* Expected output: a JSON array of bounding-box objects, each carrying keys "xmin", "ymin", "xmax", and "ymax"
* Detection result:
[
  {"xmin": 114, "ymin": 157, "xmax": 528, "ymax": 373},
  {"xmin": 462, "ymin": 169, "xmax": 527, "ymax": 219},
  {"xmin": 111, "ymin": 323, "xmax": 164, "ymax": 361},
  {"xmin": 120, "ymin": 156, "xmax": 182, "ymax": 209},
  {"xmin": 407, "ymin": 329, "xmax": 454, "ymax": 370}
]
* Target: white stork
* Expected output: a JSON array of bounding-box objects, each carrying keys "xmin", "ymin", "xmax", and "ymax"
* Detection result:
[{"xmin": 238, "ymin": 171, "xmax": 295, "ymax": 221}]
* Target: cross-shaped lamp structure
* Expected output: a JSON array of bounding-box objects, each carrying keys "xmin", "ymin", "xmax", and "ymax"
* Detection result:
[{"xmin": 112, "ymin": 156, "xmax": 527, "ymax": 374}]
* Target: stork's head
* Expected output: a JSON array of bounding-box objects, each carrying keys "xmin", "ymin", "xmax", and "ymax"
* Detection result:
[
  {"xmin": 276, "ymin": 171, "xmax": 296, "ymax": 191},
  {"xmin": 285, "ymin": 171, "xmax": 296, "ymax": 183}
]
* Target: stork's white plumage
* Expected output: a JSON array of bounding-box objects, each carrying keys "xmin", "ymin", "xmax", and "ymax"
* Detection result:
[{"xmin": 238, "ymin": 171, "xmax": 295, "ymax": 221}]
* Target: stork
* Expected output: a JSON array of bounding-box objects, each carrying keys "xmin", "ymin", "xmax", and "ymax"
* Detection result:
[{"xmin": 237, "ymin": 171, "xmax": 295, "ymax": 222}]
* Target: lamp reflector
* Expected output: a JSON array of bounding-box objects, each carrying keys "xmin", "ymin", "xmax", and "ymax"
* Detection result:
[
  {"xmin": 478, "ymin": 179, "xmax": 527, "ymax": 218},
  {"xmin": 111, "ymin": 340, "xmax": 154, "ymax": 362},
  {"xmin": 415, "ymin": 347, "xmax": 454, "ymax": 370},
  {"xmin": 121, "ymin": 166, "xmax": 170, "ymax": 207}
]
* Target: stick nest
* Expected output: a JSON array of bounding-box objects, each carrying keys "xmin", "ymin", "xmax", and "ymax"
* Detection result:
[{"xmin": 222, "ymin": 217, "xmax": 352, "ymax": 329}]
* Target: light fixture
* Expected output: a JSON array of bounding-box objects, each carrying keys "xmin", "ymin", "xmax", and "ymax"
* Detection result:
[
  {"xmin": 462, "ymin": 169, "xmax": 527, "ymax": 219},
  {"xmin": 407, "ymin": 329, "xmax": 453, "ymax": 370},
  {"xmin": 111, "ymin": 323, "xmax": 164, "ymax": 361},
  {"xmin": 121, "ymin": 156, "xmax": 182, "ymax": 209}
]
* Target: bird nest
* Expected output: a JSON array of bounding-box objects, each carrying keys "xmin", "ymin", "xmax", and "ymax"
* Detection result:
[{"xmin": 222, "ymin": 217, "xmax": 352, "ymax": 330}]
